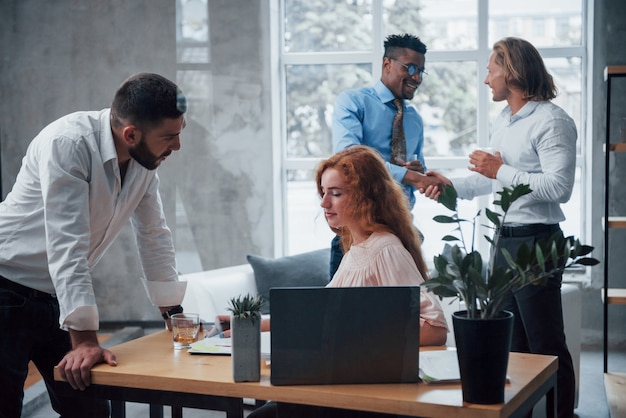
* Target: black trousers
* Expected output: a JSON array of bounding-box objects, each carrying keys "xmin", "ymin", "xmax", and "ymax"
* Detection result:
[
  {"xmin": 494, "ymin": 226, "xmax": 576, "ymax": 418},
  {"xmin": 0, "ymin": 275, "xmax": 110, "ymax": 418}
]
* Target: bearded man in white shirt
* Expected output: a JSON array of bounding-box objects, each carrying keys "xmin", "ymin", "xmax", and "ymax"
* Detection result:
[
  {"xmin": 0, "ymin": 73, "xmax": 188, "ymax": 418},
  {"xmin": 427, "ymin": 37, "xmax": 578, "ymax": 418}
]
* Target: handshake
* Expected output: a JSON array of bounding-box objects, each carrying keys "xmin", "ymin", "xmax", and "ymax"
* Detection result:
[
  {"xmin": 397, "ymin": 149, "xmax": 502, "ymax": 201},
  {"xmin": 394, "ymin": 156, "xmax": 450, "ymax": 201}
]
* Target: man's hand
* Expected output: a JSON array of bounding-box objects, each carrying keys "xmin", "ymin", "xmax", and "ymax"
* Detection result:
[
  {"xmin": 420, "ymin": 171, "xmax": 452, "ymax": 200},
  {"xmin": 468, "ymin": 150, "xmax": 503, "ymax": 179},
  {"xmin": 403, "ymin": 169, "xmax": 448, "ymax": 200},
  {"xmin": 57, "ymin": 330, "xmax": 117, "ymax": 391}
]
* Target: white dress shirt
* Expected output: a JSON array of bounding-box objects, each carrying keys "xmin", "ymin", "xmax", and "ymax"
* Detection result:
[
  {"xmin": 452, "ymin": 101, "xmax": 577, "ymax": 224},
  {"xmin": 0, "ymin": 109, "xmax": 185, "ymax": 331}
]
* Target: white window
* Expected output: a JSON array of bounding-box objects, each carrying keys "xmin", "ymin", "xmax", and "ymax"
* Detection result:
[{"xmin": 280, "ymin": 0, "xmax": 587, "ymax": 266}]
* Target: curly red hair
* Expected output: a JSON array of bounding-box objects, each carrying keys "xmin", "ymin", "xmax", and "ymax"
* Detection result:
[{"xmin": 315, "ymin": 145, "xmax": 429, "ymax": 279}]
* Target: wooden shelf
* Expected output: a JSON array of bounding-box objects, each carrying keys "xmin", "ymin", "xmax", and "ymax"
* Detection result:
[
  {"xmin": 602, "ymin": 288, "xmax": 626, "ymax": 304},
  {"xmin": 603, "ymin": 66, "xmax": 626, "ymax": 375},
  {"xmin": 602, "ymin": 216, "xmax": 626, "ymax": 229},
  {"xmin": 608, "ymin": 216, "xmax": 626, "ymax": 229},
  {"xmin": 604, "ymin": 373, "xmax": 626, "ymax": 417},
  {"xmin": 604, "ymin": 65, "xmax": 626, "ymax": 79},
  {"xmin": 609, "ymin": 143, "xmax": 626, "ymax": 152}
]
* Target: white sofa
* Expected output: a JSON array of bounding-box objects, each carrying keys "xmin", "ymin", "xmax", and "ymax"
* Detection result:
[
  {"xmin": 180, "ymin": 263, "xmax": 581, "ymax": 409},
  {"xmin": 180, "ymin": 264, "xmax": 257, "ymax": 324}
]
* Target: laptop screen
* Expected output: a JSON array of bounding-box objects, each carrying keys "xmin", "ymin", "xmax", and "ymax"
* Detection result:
[{"xmin": 270, "ymin": 286, "xmax": 421, "ymax": 385}]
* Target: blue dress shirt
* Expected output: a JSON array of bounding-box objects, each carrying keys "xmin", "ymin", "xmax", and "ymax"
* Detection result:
[{"xmin": 332, "ymin": 80, "xmax": 425, "ymax": 208}]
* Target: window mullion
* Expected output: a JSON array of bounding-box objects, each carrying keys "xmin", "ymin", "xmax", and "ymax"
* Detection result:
[{"xmin": 372, "ymin": 0, "xmax": 384, "ymax": 81}]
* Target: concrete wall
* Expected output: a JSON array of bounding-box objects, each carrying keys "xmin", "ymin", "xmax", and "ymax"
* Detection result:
[{"xmin": 0, "ymin": 0, "xmax": 274, "ymax": 322}]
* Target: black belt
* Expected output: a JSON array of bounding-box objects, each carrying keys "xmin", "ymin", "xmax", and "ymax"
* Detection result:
[
  {"xmin": 500, "ymin": 223, "xmax": 560, "ymax": 238},
  {"xmin": 0, "ymin": 275, "xmax": 55, "ymax": 299}
]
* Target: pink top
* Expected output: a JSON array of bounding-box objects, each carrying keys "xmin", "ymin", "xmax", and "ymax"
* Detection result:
[{"xmin": 327, "ymin": 231, "xmax": 448, "ymax": 330}]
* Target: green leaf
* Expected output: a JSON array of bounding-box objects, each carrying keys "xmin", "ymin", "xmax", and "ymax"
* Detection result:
[
  {"xmin": 577, "ymin": 245, "xmax": 595, "ymax": 257},
  {"xmin": 438, "ymin": 184, "xmax": 458, "ymax": 212},
  {"xmin": 485, "ymin": 208, "xmax": 502, "ymax": 228},
  {"xmin": 495, "ymin": 184, "xmax": 532, "ymax": 212},
  {"xmin": 433, "ymin": 255, "xmax": 450, "ymax": 274},
  {"xmin": 535, "ymin": 244, "xmax": 546, "ymax": 271},
  {"xmin": 576, "ymin": 258, "xmax": 600, "ymax": 266},
  {"xmin": 501, "ymin": 248, "xmax": 517, "ymax": 270},
  {"xmin": 510, "ymin": 184, "xmax": 532, "ymax": 201},
  {"xmin": 496, "ymin": 192, "xmax": 511, "ymax": 213},
  {"xmin": 550, "ymin": 241, "xmax": 560, "ymax": 269},
  {"xmin": 450, "ymin": 245, "xmax": 466, "ymax": 267},
  {"xmin": 433, "ymin": 215, "xmax": 458, "ymax": 224},
  {"xmin": 442, "ymin": 235, "xmax": 460, "ymax": 241},
  {"xmin": 424, "ymin": 181, "xmax": 600, "ymax": 319}
]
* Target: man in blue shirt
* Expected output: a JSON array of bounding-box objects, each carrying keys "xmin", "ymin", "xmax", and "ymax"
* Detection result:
[{"xmin": 330, "ymin": 33, "xmax": 443, "ymax": 276}]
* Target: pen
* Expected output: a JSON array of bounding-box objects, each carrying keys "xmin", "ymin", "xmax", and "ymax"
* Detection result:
[{"xmin": 204, "ymin": 325, "xmax": 220, "ymax": 338}]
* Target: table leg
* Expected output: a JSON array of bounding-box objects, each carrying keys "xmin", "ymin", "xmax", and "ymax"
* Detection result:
[
  {"xmin": 149, "ymin": 404, "xmax": 164, "ymax": 418},
  {"xmin": 225, "ymin": 401, "xmax": 244, "ymax": 418},
  {"xmin": 55, "ymin": 380, "xmax": 244, "ymax": 418},
  {"xmin": 171, "ymin": 405, "xmax": 183, "ymax": 418},
  {"xmin": 546, "ymin": 383, "xmax": 556, "ymax": 418},
  {"xmin": 508, "ymin": 371, "xmax": 557, "ymax": 418},
  {"xmin": 111, "ymin": 400, "xmax": 125, "ymax": 418}
]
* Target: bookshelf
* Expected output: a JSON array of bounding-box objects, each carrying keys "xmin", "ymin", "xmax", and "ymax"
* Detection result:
[{"xmin": 602, "ymin": 66, "xmax": 626, "ymax": 416}]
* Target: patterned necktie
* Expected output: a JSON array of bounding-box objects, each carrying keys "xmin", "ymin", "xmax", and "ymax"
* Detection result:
[{"xmin": 391, "ymin": 98, "xmax": 406, "ymax": 163}]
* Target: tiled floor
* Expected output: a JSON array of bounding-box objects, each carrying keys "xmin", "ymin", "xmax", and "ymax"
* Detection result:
[{"xmin": 24, "ymin": 334, "xmax": 625, "ymax": 418}]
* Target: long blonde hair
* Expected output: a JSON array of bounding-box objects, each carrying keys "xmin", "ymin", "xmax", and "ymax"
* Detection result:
[
  {"xmin": 315, "ymin": 146, "xmax": 429, "ymax": 279},
  {"xmin": 492, "ymin": 37, "xmax": 557, "ymax": 101}
]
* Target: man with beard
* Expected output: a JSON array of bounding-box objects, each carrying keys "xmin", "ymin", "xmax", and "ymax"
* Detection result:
[
  {"xmin": 0, "ymin": 73, "xmax": 187, "ymax": 418},
  {"xmin": 329, "ymin": 33, "xmax": 444, "ymax": 277}
]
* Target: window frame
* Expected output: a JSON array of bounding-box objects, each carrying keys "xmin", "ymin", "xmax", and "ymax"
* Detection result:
[
  {"xmin": 277, "ymin": 0, "xmax": 590, "ymax": 275},
  {"xmin": 275, "ymin": 0, "xmax": 591, "ymax": 262}
]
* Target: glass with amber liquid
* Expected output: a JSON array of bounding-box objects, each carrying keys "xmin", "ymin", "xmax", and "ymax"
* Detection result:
[{"xmin": 171, "ymin": 313, "xmax": 200, "ymax": 349}]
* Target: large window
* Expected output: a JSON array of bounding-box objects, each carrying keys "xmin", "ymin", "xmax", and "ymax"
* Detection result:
[{"xmin": 281, "ymin": 0, "xmax": 587, "ymax": 266}]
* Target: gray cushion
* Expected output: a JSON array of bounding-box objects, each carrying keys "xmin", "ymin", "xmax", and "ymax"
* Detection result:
[{"xmin": 247, "ymin": 249, "xmax": 331, "ymax": 314}]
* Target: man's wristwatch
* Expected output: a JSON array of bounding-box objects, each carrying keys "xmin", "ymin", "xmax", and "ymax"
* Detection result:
[{"xmin": 161, "ymin": 305, "xmax": 184, "ymax": 320}]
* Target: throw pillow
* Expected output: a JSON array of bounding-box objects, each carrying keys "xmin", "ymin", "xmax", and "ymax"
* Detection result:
[{"xmin": 247, "ymin": 248, "xmax": 331, "ymax": 314}]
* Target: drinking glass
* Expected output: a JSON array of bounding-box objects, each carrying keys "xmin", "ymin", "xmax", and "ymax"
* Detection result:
[{"xmin": 171, "ymin": 313, "xmax": 200, "ymax": 349}]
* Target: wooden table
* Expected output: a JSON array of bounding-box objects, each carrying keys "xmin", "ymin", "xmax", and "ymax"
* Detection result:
[{"xmin": 54, "ymin": 330, "xmax": 557, "ymax": 418}]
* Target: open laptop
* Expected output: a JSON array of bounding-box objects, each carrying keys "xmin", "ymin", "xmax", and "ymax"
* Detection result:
[{"xmin": 270, "ymin": 286, "xmax": 421, "ymax": 386}]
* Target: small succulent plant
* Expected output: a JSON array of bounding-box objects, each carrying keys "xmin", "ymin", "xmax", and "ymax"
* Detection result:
[{"xmin": 227, "ymin": 294, "xmax": 264, "ymax": 322}]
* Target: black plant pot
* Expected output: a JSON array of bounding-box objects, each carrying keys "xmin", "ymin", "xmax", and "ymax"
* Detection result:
[{"xmin": 452, "ymin": 310, "xmax": 514, "ymax": 404}]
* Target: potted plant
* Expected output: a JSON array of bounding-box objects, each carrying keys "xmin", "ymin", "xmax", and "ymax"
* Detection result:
[
  {"xmin": 423, "ymin": 184, "xmax": 599, "ymax": 404},
  {"xmin": 227, "ymin": 293, "xmax": 264, "ymax": 382}
]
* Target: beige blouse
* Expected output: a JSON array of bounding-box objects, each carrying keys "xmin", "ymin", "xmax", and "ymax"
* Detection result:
[{"xmin": 327, "ymin": 231, "xmax": 448, "ymax": 331}]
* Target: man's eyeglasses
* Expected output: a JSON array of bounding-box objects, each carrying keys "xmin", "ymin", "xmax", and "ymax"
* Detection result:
[{"xmin": 391, "ymin": 58, "xmax": 428, "ymax": 78}]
